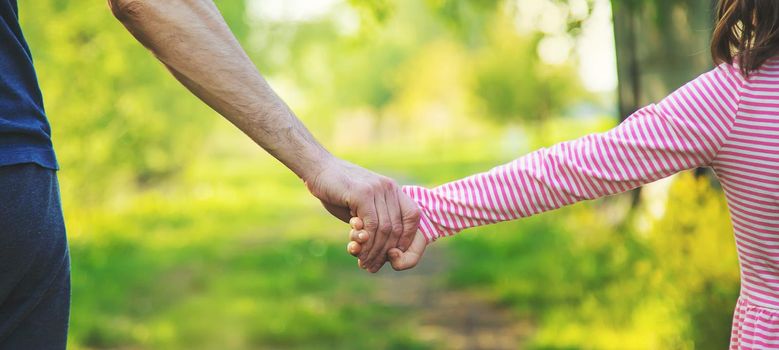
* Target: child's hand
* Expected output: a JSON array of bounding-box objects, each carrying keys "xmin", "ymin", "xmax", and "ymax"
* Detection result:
[{"xmin": 347, "ymin": 217, "xmax": 427, "ymax": 272}]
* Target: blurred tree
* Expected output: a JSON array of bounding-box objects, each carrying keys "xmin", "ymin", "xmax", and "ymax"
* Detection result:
[
  {"xmin": 471, "ymin": 21, "xmax": 582, "ymax": 125},
  {"xmin": 424, "ymin": 0, "xmax": 503, "ymax": 46},
  {"xmin": 611, "ymin": 0, "xmax": 716, "ymax": 119},
  {"xmin": 347, "ymin": 0, "xmax": 394, "ymax": 23},
  {"xmin": 259, "ymin": 0, "xmax": 593, "ymax": 133}
]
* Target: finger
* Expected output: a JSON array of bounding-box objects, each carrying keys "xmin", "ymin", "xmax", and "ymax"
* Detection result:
[
  {"xmin": 368, "ymin": 263, "xmax": 383, "ymax": 274},
  {"xmin": 357, "ymin": 258, "xmax": 374, "ymax": 273},
  {"xmin": 388, "ymin": 248, "xmax": 418, "ymax": 271},
  {"xmin": 380, "ymin": 187, "xmax": 405, "ymax": 254},
  {"xmin": 363, "ymin": 193, "xmax": 393, "ymax": 269},
  {"xmin": 367, "ymin": 247, "xmax": 390, "ymax": 272},
  {"xmin": 350, "ymin": 217, "xmax": 364, "ymax": 230},
  {"xmin": 367, "ymin": 250, "xmax": 389, "ymax": 273},
  {"xmin": 347, "ymin": 241, "xmax": 362, "ymax": 256},
  {"xmin": 396, "ymin": 190, "xmax": 421, "ymax": 251},
  {"xmin": 387, "ymin": 248, "xmax": 410, "ymax": 270},
  {"xmin": 388, "ymin": 231, "xmax": 427, "ymax": 271},
  {"xmin": 349, "ymin": 229, "xmax": 369, "ymax": 244},
  {"xmin": 372, "ymin": 188, "xmax": 405, "ymax": 272},
  {"xmin": 354, "ymin": 199, "xmax": 379, "ymax": 265}
]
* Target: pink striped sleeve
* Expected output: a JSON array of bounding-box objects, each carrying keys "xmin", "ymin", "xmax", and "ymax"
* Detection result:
[{"xmin": 403, "ymin": 64, "xmax": 745, "ymax": 242}]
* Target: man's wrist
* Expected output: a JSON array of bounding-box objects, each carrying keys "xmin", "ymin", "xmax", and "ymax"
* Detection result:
[{"xmin": 296, "ymin": 147, "xmax": 337, "ymax": 184}]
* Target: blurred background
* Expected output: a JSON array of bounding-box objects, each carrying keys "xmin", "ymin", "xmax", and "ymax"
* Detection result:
[{"xmin": 21, "ymin": 0, "xmax": 737, "ymax": 349}]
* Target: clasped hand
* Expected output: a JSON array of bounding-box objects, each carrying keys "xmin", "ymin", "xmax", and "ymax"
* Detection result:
[
  {"xmin": 304, "ymin": 157, "xmax": 422, "ymax": 272},
  {"xmin": 347, "ymin": 217, "xmax": 427, "ymax": 272}
]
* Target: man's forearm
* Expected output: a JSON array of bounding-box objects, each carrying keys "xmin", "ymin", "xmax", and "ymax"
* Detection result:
[{"xmin": 109, "ymin": 0, "xmax": 331, "ymax": 180}]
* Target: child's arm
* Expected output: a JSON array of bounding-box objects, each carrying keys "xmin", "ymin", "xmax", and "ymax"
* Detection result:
[{"xmin": 403, "ymin": 64, "xmax": 745, "ymax": 242}]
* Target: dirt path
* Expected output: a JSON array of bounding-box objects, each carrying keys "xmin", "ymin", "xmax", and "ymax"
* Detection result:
[{"xmin": 372, "ymin": 247, "xmax": 534, "ymax": 350}]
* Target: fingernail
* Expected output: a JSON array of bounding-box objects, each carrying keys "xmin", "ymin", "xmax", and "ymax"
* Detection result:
[{"xmin": 358, "ymin": 232, "xmax": 367, "ymax": 241}]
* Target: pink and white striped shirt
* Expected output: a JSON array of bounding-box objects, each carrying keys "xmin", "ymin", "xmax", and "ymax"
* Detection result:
[{"xmin": 401, "ymin": 60, "xmax": 779, "ymax": 349}]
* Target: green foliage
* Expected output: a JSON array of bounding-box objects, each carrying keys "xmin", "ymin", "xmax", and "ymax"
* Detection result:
[
  {"xmin": 472, "ymin": 29, "xmax": 582, "ymax": 124},
  {"xmin": 251, "ymin": 0, "xmax": 587, "ymax": 145},
  {"xmin": 19, "ymin": 1, "xmax": 233, "ymax": 205},
  {"xmin": 424, "ymin": 0, "xmax": 503, "ymax": 45},
  {"xmin": 350, "ymin": 0, "xmax": 597, "ymax": 42},
  {"xmin": 347, "ymin": 0, "xmax": 394, "ymax": 23}
]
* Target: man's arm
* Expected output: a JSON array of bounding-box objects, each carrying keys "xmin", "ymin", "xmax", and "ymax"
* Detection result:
[{"xmin": 108, "ymin": 0, "xmax": 419, "ymax": 272}]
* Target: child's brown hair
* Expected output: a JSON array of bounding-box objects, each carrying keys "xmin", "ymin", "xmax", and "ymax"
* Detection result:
[{"xmin": 712, "ymin": 0, "xmax": 779, "ymax": 75}]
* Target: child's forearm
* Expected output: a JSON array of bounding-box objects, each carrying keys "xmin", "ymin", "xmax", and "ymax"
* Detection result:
[
  {"xmin": 402, "ymin": 147, "xmax": 604, "ymax": 241},
  {"xmin": 403, "ymin": 141, "xmax": 681, "ymax": 242},
  {"xmin": 402, "ymin": 64, "xmax": 744, "ymax": 242}
]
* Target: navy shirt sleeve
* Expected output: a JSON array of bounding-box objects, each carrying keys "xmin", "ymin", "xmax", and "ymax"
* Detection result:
[{"xmin": 0, "ymin": 0, "xmax": 58, "ymax": 170}]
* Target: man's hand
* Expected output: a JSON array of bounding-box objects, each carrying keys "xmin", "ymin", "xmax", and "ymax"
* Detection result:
[
  {"xmin": 347, "ymin": 217, "xmax": 427, "ymax": 271},
  {"xmin": 305, "ymin": 158, "xmax": 420, "ymax": 273}
]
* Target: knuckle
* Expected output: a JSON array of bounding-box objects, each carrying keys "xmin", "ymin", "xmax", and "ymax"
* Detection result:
[
  {"xmin": 380, "ymin": 177, "xmax": 396, "ymax": 190},
  {"xmin": 379, "ymin": 224, "xmax": 392, "ymax": 234},
  {"xmin": 364, "ymin": 219, "xmax": 378, "ymax": 230},
  {"xmin": 355, "ymin": 184, "xmax": 373, "ymax": 197},
  {"xmin": 391, "ymin": 223, "xmax": 404, "ymax": 237}
]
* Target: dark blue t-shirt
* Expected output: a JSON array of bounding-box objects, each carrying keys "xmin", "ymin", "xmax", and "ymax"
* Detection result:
[{"xmin": 0, "ymin": 0, "xmax": 57, "ymax": 170}]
